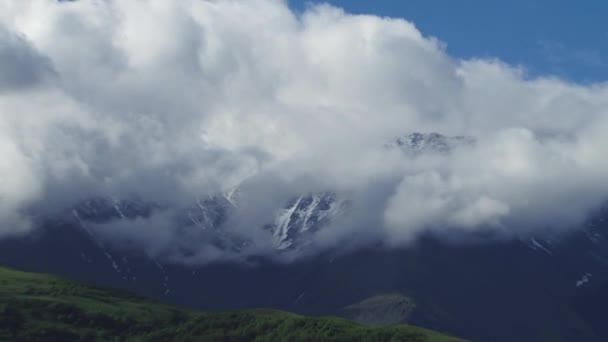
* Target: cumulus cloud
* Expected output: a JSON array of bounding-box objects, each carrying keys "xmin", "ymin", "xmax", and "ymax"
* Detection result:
[{"xmin": 1, "ymin": 0, "xmax": 608, "ymax": 262}]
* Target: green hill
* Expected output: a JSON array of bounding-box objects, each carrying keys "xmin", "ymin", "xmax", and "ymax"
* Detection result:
[{"xmin": 0, "ymin": 266, "xmax": 462, "ymax": 341}]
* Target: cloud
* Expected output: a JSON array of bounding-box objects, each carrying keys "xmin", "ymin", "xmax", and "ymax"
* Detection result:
[
  {"xmin": 1, "ymin": 0, "xmax": 608, "ymax": 262},
  {"xmin": 540, "ymin": 40, "xmax": 606, "ymax": 69},
  {"xmin": 0, "ymin": 25, "xmax": 55, "ymax": 92}
]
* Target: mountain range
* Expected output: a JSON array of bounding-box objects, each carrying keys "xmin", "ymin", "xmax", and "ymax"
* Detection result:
[{"xmin": 1, "ymin": 133, "xmax": 608, "ymax": 341}]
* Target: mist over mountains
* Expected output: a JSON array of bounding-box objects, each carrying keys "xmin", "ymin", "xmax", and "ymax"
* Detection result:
[
  {"xmin": 3, "ymin": 2, "xmax": 608, "ymax": 341},
  {"xmin": 2, "ymin": 0, "xmax": 608, "ymax": 264}
]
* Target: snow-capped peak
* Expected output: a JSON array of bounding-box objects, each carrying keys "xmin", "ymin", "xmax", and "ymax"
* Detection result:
[{"xmin": 271, "ymin": 193, "xmax": 343, "ymax": 250}]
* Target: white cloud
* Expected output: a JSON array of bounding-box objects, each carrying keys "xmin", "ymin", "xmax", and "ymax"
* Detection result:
[{"xmin": 0, "ymin": 0, "xmax": 608, "ymax": 261}]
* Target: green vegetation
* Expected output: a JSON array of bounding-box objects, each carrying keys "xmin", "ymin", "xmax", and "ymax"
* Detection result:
[
  {"xmin": 342, "ymin": 294, "xmax": 416, "ymax": 326},
  {"xmin": 0, "ymin": 266, "xmax": 462, "ymax": 341}
]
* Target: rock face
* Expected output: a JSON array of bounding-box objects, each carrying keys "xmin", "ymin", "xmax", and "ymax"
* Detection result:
[{"xmin": 269, "ymin": 193, "xmax": 344, "ymax": 250}]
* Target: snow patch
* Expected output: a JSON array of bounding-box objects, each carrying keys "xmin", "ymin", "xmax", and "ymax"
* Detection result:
[
  {"xmin": 112, "ymin": 198, "xmax": 126, "ymax": 219},
  {"xmin": 529, "ymin": 238, "xmax": 553, "ymax": 255},
  {"xmin": 576, "ymin": 273, "xmax": 592, "ymax": 287},
  {"xmin": 273, "ymin": 196, "xmax": 303, "ymax": 249}
]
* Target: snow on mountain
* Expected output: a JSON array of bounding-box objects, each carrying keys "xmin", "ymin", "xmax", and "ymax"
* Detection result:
[
  {"xmin": 186, "ymin": 195, "xmax": 234, "ymax": 231},
  {"xmin": 528, "ymin": 238, "xmax": 554, "ymax": 255},
  {"xmin": 62, "ymin": 191, "xmax": 345, "ymax": 255},
  {"xmin": 58, "ymin": 132, "xmax": 608, "ymax": 270},
  {"xmin": 71, "ymin": 197, "xmax": 156, "ymax": 223},
  {"xmin": 576, "ymin": 272, "xmax": 592, "ymax": 287},
  {"xmin": 270, "ymin": 193, "xmax": 345, "ymax": 250},
  {"xmin": 71, "ymin": 206, "xmax": 136, "ymax": 281},
  {"xmin": 52, "ymin": 132, "xmax": 480, "ymax": 256}
]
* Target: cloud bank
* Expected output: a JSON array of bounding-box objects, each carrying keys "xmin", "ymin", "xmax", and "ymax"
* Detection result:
[{"xmin": 1, "ymin": 0, "xmax": 608, "ymax": 262}]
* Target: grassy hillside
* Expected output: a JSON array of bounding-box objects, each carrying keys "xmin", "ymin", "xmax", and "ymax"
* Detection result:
[
  {"xmin": 0, "ymin": 266, "xmax": 462, "ymax": 341},
  {"xmin": 341, "ymin": 294, "xmax": 416, "ymax": 326}
]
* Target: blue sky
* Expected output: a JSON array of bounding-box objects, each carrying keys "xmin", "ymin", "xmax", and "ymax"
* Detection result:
[{"xmin": 289, "ymin": 0, "xmax": 607, "ymax": 83}]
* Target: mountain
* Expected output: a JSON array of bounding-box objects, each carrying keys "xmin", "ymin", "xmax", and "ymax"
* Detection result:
[
  {"xmin": 386, "ymin": 132, "xmax": 475, "ymax": 154},
  {"xmin": 2, "ymin": 218, "xmax": 607, "ymax": 341},
  {"xmin": 36, "ymin": 132, "xmax": 474, "ymax": 257},
  {"xmin": 0, "ymin": 266, "xmax": 461, "ymax": 341},
  {"xmin": 2, "ymin": 133, "xmax": 608, "ymax": 341}
]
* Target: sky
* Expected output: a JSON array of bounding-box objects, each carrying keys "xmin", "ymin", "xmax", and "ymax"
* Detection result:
[
  {"xmin": 290, "ymin": 0, "xmax": 608, "ymax": 83},
  {"xmin": 1, "ymin": 0, "xmax": 608, "ymax": 263}
]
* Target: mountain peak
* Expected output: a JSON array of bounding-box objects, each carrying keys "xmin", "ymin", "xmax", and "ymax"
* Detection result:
[{"xmin": 387, "ymin": 132, "xmax": 475, "ymax": 154}]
